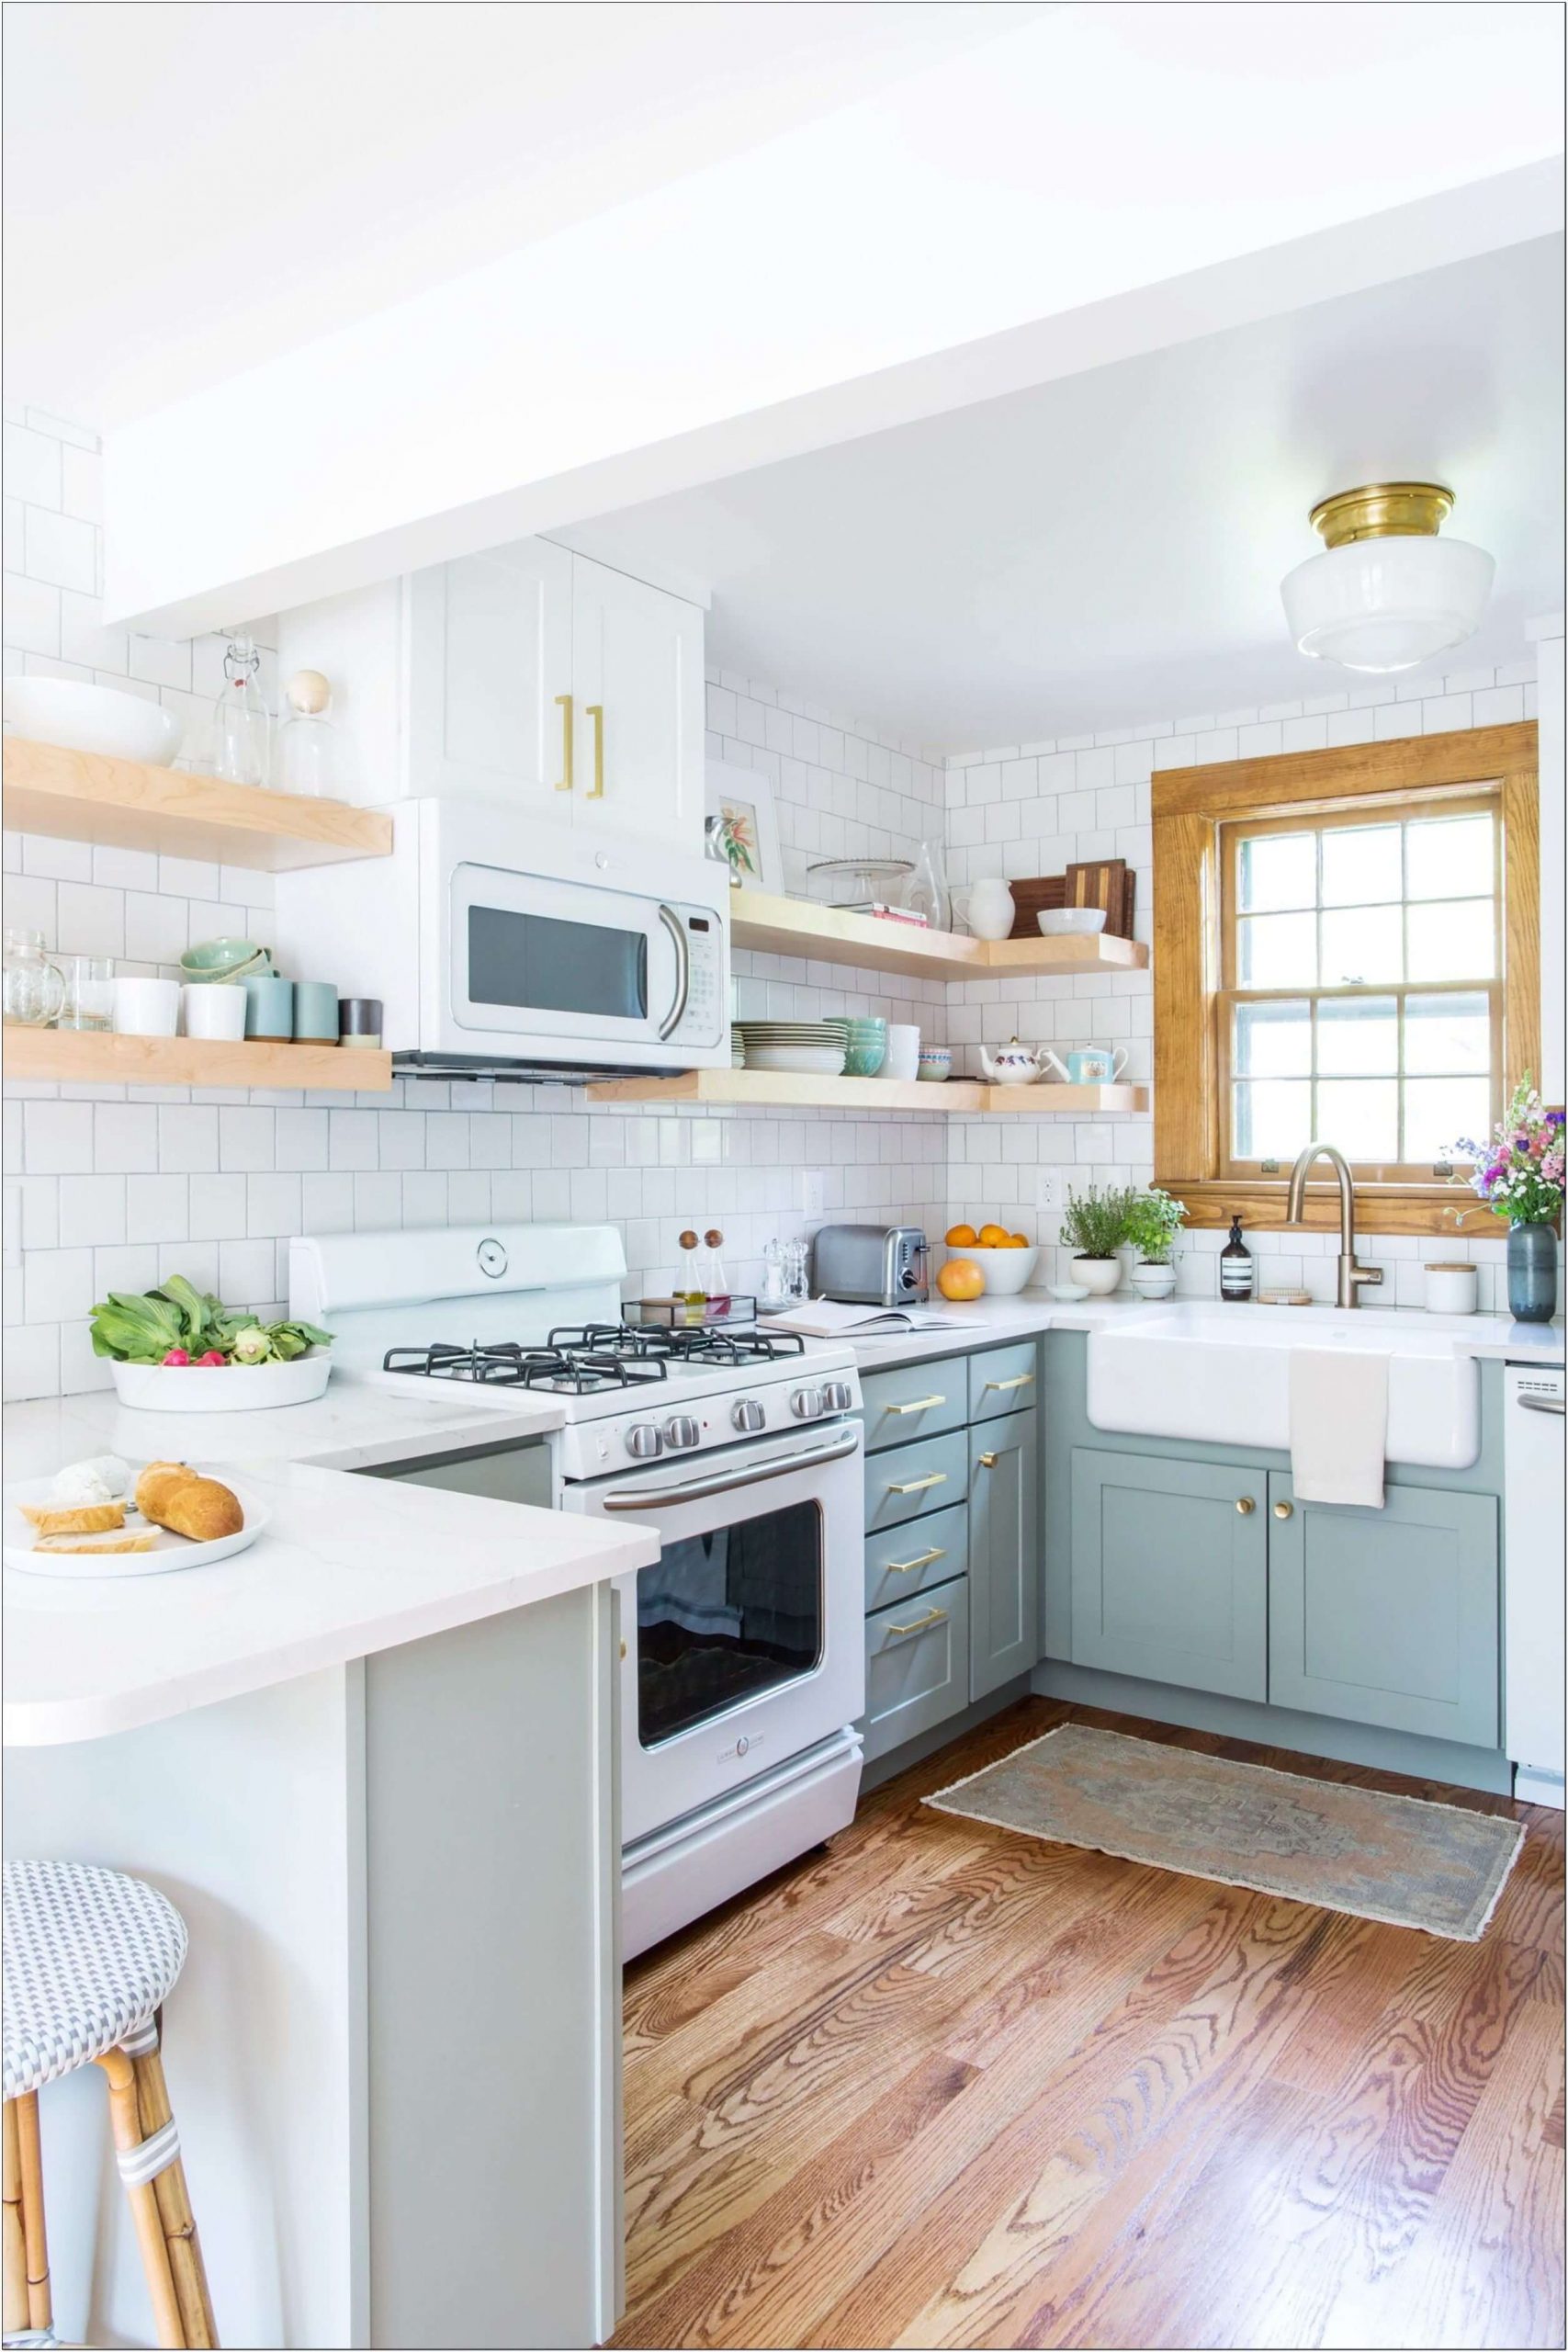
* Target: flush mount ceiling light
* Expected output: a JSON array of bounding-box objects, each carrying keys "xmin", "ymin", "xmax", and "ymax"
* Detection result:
[{"xmin": 1280, "ymin": 481, "xmax": 1495, "ymax": 673}]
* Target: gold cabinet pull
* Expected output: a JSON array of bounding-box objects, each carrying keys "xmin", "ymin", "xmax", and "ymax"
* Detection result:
[
  {"xmin": 1274, "ymin": 1500, "xmax": 1294, "ymax": 1520},
  {"xmin": 978, "ymin": 1451, "xmax": 998, "ymax": 1469},
  {"xmin": 555, "ymin": 694, "xmax": 574, "ymax": 791},
  {"xmin": 886, "ymin": 1394, "xmax": 946, "ymax": 1416},
  {"xmin": 885, "ymin": 1546, "xmax": 945, "ymax": 1575},
  {"xmin": 1236, "ymin": 1496, "xmax": 1256, "ymax": 1515},
  {"xmin": 887, "ymin": 1471, "xmax": 947, "ymax": 1495},
  {"xmin": 886, "ymin": 1607, "xmax": 947, "ymax": 1639},
  {"xmin": 585, "ymin": 702, "xmax": 604, "ymax": 797},
  {"xmin": 982, "ymin": 1373, "xmax": 1034, "ymax": 1393}
]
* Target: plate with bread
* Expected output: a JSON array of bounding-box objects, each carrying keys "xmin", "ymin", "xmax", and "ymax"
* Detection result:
[{"xmin": 4, "ymin": 1455, "xmax": 267, "ymax": 1579}]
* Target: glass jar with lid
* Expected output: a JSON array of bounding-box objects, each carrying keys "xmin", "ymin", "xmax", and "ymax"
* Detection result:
[{"xmin": 3, "ymin": 929, "xmax": 66, "ymax": 1027}]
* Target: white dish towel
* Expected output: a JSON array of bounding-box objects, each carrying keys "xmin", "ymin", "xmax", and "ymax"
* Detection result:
[{"xmin": 1288, "ymin": 1347, "xmax": 1389, "ymax": 1509}]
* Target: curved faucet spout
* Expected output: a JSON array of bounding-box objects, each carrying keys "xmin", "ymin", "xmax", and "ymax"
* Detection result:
[{"xmin": 1285, "ymin": 1140, "xmax": 1382, "ymax": 1308}]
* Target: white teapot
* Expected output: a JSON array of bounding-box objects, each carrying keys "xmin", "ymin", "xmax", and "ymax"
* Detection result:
[{"xmin": 977, "ymin": 1037, "xmax": 1045, "ymax": 1085}]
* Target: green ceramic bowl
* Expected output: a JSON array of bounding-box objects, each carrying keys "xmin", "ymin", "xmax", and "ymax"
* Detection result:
[
  {"xmin": 826, "ymin": 1015, "xmax": 887, "ymax": 1076},
  {"xmin": 180, "ymin": 937, "xmax": 271, "ymax": 984}
]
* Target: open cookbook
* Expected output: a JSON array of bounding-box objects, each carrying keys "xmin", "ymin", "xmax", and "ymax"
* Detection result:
[{"xmin": 759, "ymin": 1300, "xmax": 970, "ymax": 1338}]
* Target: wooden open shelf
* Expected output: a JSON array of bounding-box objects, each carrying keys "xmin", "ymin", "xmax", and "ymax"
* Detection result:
[
  {"xmin": 3, "ymin": 738, "xmax": 393, "ymax": 872},
  {"xmin": 728, "ymin": 889, "xmax": 1147, "ymax": 981},
  {"xmin": 585, "ymin": 1069, "xmax": 1147, "ymax": 1114},
  {"xmin": 3, "ymin": 1026, "xmax": 393, "ymax": 1091}
]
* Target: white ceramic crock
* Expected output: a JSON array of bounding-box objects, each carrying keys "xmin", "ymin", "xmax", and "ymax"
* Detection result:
[
  {"xmin": 1131, "ymin": 1261, "xmax": 1178, "ymax": 1299},
  {"xmin": 1423, "ymin": 1262, "xmax": 1478, "ymax": 1315},
  {"xmin": 1071, "ymin": 1256, "xmax": 1122, "ymax": 1295}
]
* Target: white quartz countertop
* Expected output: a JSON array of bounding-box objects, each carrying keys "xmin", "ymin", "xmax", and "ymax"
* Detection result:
[{"xmin": 2, "ymin": 1376, "xmax": 658, "ymax": 1750}]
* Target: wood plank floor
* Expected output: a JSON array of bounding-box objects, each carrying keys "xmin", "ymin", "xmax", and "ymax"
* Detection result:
[{"xmin": 615, "ymin": 1697, "xmax": 1565, "ymax": 2350}]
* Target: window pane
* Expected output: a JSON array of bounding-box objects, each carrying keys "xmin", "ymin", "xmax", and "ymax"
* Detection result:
[
  {"xmin": 1406, "ymin": 899, "xmax": 1495, "ymax": 981},
  {"xmin": 1320, "ymin": 904, "xmax": 1403, "ymax": 986},
  {"xmin": 1239, "ymin": 911, "xmax": 1317, "ymax": 987},
  {"xmin": 1239, "ymin": 832, "xmax": 1314, "ymax": 912},
  {"xmin": 1321, "ymin": 822, "xmax": 1401, "ymax": 907},
  {"xmin": 1234, "ymin": 1079, "xmax": 1311, "ymax": 1160},
  {"xmin": 1318, "ymin": 995, "xmax": 1397, "ymax": 1075},
  {"xmin": 1404, "ymin": 990, "xmax": 1491, "ymax": 1075},
  {"xmin": 1234, "ymin": 999, "xmax": 1311, "ymax": 1077},
  {"xmin": 1404, "ymin": 1077, "xmax": 1493, "ymax": 1166},
  {"xmin": 1406, "ymin": 812, "xmax": 1494, "ymax": 900},
  {"xmin": 1318, "ymin": 1078, "xmax": 1399, "ymax": 1161}
]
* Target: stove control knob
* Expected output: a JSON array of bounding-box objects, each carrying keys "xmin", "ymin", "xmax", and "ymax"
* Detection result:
[
  {"xmin": 790, "ymin": 1385, "xmax": 824, "ymax": 1420},
  {"xmin": 821, "ymin": 1380, "xmax": 853, "ymax": 1413},
  {"xmin": 731, "ymin": 1397, "xmax": 766, "ymax": 1433},
  {"xmin": 626, "ymin": 1423, "xmax": 663, "ymax": 1459},
  {"xmin": 664, "ymin": 1416, "xmax": 699, "ymax": 1450}
]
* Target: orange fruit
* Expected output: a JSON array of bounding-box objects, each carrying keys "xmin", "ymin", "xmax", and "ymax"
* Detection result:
[
  {"xmin": 977, "ymin": 1222, "xmax": 1010, "ymax": 1247},
  {"xmin": 1007, "ymin": 1233, "xmax": 1030, "ymax": 1248},
  {"xmin": 944, "ymin": 1222, "xmax": 977, "ymax": 1248},
  {"xmin": 937, "ymin": 1256, "xmax": 986, "ymax": 1301}
]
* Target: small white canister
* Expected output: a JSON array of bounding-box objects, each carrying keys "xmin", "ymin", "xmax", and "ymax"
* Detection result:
[{"xmin": 1425, "ymin": 1261, "xmax": 1478, "ymax": 1315}]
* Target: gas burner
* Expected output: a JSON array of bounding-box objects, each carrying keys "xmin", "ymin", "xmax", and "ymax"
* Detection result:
[
  {"xmin": 652, "ymin": 1326, "xmax": 807, "ymax": 1366},
  {"xmin": 381, "ymin": 1340, "xmax": 667, "ymax": 1392}
]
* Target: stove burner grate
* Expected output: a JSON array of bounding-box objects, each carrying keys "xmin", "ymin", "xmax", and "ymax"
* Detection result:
[{"xmin": 382, "ymin": 1340, "xmax": 668, "ymax": 1392}]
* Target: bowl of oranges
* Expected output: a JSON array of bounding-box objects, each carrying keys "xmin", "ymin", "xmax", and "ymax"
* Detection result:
[{"xmin": 938, "ymin": 1222, "xmax": 1039, "ymax": 1298}]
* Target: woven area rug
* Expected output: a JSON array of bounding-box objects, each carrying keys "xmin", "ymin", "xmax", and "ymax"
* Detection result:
[{"xmin": 925, "ymin": 1723, "xmax": 1524, "ymax": 1942}]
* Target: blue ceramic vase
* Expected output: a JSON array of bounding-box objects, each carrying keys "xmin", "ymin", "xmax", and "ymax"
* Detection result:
[{"xmin": 1506, "ymin": 1222, "xmax": 1558, "ymax": 1323}]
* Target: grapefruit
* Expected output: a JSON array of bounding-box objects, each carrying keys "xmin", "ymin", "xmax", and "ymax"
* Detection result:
[{"xmin": 937, "ymin": 1257, "xmax": 986, "ymax": 1302}]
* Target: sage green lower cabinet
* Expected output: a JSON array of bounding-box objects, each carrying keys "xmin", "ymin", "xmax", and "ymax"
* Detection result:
[
  {"xmin": 1267, "ymin": 1477, "xmax": 1500, "ymax": 1747},
  {"xmin": 968, "ymin": 1410, "xmax": 1039, "ymax": 1701},
  {"xmin": 1069, "ymin": 1447, "xmax": 1268, "ymax": 1701},
  {"xmin": 863, "ymin": 1578, "xmax": 971, "ymax": 1762}
]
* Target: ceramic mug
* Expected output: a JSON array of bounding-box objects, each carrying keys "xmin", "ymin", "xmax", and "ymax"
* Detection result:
[
  {"xmin": 243, "ymin": 974, "xmax": 295, "ymax": 1042},
  {"xmin": 112, "ymin": 977, "xmax": 180, "ymax": 1037},
  {"xmin": 181, "ymin": 982, "xmax": 246, "ymax": 1042},
  {"xmin": 1066, "ymin": 1046, "xmax": 1129, "ymax": 1084},
  {"xmin": 884, "ymin": 1023, "xmax": 920, "ymax": 1081},
  {"xmin": 292, "ymin": 980, "xmax": 340, "ymax": 1042}
]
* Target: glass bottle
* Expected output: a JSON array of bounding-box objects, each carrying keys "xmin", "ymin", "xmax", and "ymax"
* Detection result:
[
  {"xmin": 210, "ymin": 635, "xmax": 272, "ymax": 788},
  {"xmin": 698, "ymin": 1228, "xmax": 732, "ymax": 1322},
  {"xmin": 676, "ymin": 1229, "xmax": 707, "ymax": 1326},
  {"xmin": 1220, "ymin": 1213, "xmax": 1254, "ymax": 1302},
  {"xmin": 2, "ymin": 929, "xmax": 66, "ymax": 1026},
  {"xmin": 902, "ymin": 836, "xmax": 952, "ymax": 932},
  {"xmin": 276, "ymin": 668, "xmax": 344, "ymax": 798}
]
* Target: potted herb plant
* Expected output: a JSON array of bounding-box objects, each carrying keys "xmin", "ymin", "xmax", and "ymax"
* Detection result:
[
  {"xmin": 1059, "ymin": 1183, "xmax": 1135, "ymax": 1295},
  {"xmin": 1124, "ymin": 1186, "xmax": 1187, "ymax": 1299},
  {"xmin": 1452, "ymin": 1078, "xmax": 1564, "ymax": 1323}
]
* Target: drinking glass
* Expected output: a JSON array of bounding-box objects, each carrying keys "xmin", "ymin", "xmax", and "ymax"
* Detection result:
[{"xmin": 60, "ymin": 955, "xmax": 116, "ymax": 1031}]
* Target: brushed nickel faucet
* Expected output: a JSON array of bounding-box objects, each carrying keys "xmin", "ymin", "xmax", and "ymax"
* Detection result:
[{"xmin": 1285, "ymin": 1142, "xmax": 1384, "ymax": 1309}]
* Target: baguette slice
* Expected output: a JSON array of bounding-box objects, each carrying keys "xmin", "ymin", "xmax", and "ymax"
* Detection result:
[
  {"xmin": 17, "ymin": 1499, "xmax": 127, "ymax": 1536},
  {"xmin": 32, "ymin": 1529, "xmax": 160, "ymax": 1556}
]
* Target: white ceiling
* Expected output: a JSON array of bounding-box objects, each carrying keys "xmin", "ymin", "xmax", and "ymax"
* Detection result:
[
  {"xmin": 2, "ymin": 0, "xmax": 1040, "ymax": 426},
  {"xmin": 558, "ymin": 236, "xmax": 1566, "ymax": 748}
]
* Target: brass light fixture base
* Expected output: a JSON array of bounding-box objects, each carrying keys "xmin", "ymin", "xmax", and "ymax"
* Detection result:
[{"xmin": 1309, "ymin": 481, "xmax": 1455, "ymax": 548}]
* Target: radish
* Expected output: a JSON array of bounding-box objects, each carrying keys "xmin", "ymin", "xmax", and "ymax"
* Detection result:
[{"xmin": 162, "ymin": 1348, "xmax": 190, "ymax": 1366}]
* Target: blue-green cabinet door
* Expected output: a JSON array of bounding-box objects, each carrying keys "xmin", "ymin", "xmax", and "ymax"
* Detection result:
[
  {"xmin": 1267, "ymin": 1478, "xmax": 1499, "ymax": 1747},
  {"xmin": 968, "ymin": 1410, "xmax": 1040, "ymax": 1700},
  {"xmin": 1070, "ymin": 1448, "xmax": 1268, "ymax": 1700}
]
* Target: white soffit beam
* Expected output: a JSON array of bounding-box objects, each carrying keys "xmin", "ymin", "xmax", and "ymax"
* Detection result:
[{"xmin": 101, "ymin": 3, "xmax": 1565, "ymax": 633}]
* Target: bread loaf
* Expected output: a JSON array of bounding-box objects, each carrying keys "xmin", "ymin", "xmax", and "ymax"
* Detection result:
[
  {"xmin": 134, "ymin": 1461, "xmax": 197, "ymax": 1521},
  {"xmin": 18, "ymin": 1500, "xmax": 127, "ymax": 1536},
  {"xmin": 151, "ymin": 1476, "xmax": 243, "ymax": 1543}
]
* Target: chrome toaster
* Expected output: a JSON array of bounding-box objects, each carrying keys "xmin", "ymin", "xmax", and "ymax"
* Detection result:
[{"xmin": 810, "ymin": 1224, "xmax": 930, "ymax": 1308}]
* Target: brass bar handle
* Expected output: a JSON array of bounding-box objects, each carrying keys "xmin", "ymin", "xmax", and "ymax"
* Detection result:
[
  {"xmin": 1236, "ymin": 1496, "xmax": 1256, "ymax": 1515},
  {"xmin": 585, "ymin": 702, "xmax": 604, "ymax": 797},
  {"xmin": 886, "ymin": 1394, "xmax": 947, "ymax": 1416},
  {"xmin": 886, "ymin": 1607, "xmax": 948, "ymax": 1639},
  {"xmin": 555, "ymin": 694, "xmax": 574, "ymax": 791},
  {"xmin": 887, "ymin": 1472, "xmax": 947, "ymax": 1495},
  {"xmin": 885, "ymin": 1546, "xmax": 946, "ymax": 1575},
  {"xmin": 982, "ymin": 1374, "xmax": 1034, "ymax": 1393},
  {"xmin": 1274, "ymin": 1501, "xmax": 1293, "ymax": 1520},
  {"xmin": 978, "ymin": 1451, "xmax": 998, "ymax": 1469}
]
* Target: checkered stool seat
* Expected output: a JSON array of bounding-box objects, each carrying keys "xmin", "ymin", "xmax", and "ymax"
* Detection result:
[{"xmin": 3, "ymin": 1860, "xmax": 187, "ymax": 2102}]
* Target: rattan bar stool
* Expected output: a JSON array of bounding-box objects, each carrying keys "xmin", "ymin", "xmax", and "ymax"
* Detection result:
[{"xmin": 2, "ymin": 1861, "xmax": 217, "ymax": 2349}]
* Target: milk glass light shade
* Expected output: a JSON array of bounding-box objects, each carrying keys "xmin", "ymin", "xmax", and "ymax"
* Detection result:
[{"xmin": 1281, "ymin": 536, "xmax": 1495, "ymax": 673}]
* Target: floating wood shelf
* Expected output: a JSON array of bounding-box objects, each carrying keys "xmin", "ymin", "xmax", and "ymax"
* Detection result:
[
  {"xmin": 2, "ymin": 738, "xmax": 393, "ymax": 872},
  {"xmin": 3, "ymin": 1026, "xmax": 393, "ymax": 1091},
  {"xmin": 585, "ymin": 1068, "xmax": 1147, "ymax": 1114},
  {"xmin": 728, "ymin": 889, "xmax": 1147, "ymax": 981}
]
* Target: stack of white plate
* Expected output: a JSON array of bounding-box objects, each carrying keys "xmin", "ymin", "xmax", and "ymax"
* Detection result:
[{"xmin": 735, "ymin": 1021, "xmax": 847, "ymax": 1076}]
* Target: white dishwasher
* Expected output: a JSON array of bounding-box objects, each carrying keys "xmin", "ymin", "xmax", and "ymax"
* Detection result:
[{"xmin": 1505, "ymin": 1362, "xmax": 1566, "ymax": 1807}]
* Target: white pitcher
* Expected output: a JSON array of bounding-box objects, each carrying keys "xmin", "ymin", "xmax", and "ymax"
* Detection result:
[{"xmin": 956, "ymin": 877, "xmax": 1016, "ymax": 942}]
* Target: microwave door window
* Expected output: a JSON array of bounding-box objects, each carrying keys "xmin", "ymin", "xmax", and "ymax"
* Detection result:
[
  {"xmin": 468, "ymin": 903, "xmax": 649, "ymax": 1021},
  {"xmin": 637, "ymin": 1500, "xmax": 823, "ymax": 1748}
]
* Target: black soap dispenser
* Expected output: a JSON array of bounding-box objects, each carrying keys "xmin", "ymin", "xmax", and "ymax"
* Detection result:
[{"xmin": 1220, "ymin": 1212, "xmax": 1254, "ymax": 1303}]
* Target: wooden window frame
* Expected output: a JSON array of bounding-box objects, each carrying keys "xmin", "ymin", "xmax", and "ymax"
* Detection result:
[{"xmin": 1153, "ymin": 721, "xmax": 1540, "ymax": 1238}]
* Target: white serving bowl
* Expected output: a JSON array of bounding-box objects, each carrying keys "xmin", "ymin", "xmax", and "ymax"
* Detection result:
[
  {"xmin": 110, "ymin": 1351, "xmax": 333, "ymax": 1412},
  {"xmin": 3, "ymin": 678, "xmax": 185, "ymax": 765},
  {"xmin": 946, "ymin": 1244, "xmax": 1038, "ymax": 1295},
  {"xmin": 1037, "ymin": 907, "xmax": 1108, "ymax": 938}
]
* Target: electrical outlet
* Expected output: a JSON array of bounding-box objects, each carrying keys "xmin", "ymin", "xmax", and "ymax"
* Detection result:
[
  {"xmin": 801, "ymin": 1170, "xmax": 827, "ymax": 1219},
  {"xmin": 1035, "ymin": 1169, "xmax": 1065, "ymax": 1214}
]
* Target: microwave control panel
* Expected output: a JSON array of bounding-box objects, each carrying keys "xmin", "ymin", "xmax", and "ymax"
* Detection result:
[{"xmin": 671, "ymin": 908, "xmax": 728, "ymax": 1046}]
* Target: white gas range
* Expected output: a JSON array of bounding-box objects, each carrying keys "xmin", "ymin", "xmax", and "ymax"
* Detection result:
[{"xmin": 289, "ymin": 1224, "xmax": 867, "ymax": 1955}]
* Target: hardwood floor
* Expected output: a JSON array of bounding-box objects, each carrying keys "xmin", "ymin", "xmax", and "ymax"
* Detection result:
[{"xmin": 615, "ymin": 1698, "xmax": 1565, "ymax": 2350}]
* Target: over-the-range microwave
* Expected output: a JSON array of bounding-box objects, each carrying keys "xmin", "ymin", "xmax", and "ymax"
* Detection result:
[{"xmin": 274, "ymin": 798, "xmax": 731, "ymax": 1079}]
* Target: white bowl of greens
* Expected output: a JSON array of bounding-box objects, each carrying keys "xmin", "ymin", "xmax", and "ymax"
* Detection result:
[{"xmin": 90, "ymin": 1276, "xmax": 333, "ymax": 1411}]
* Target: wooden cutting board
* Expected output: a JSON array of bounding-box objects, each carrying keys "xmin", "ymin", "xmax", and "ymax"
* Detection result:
[{"xmin": 1009, "ymin": 864, "xmax": 1135, "ymax": 940}]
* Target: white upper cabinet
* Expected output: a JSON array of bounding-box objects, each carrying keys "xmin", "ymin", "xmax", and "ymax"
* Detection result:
[
  {"xmin": 568, "ymin": 557, "xmax": 705, "ymax": 849},
  {"xmin": 406, "ymin": 541, "xmax": 574, "ymax": 820}
]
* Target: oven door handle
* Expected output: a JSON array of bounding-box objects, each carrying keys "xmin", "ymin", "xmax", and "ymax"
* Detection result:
[
  {"xmin": 1517, "ymin": 1394, "xmax": 1565, "ymax": 1415},
  {"xmin": 657, "ymin": 903, "xmax": 691, "ymax": 1042},
  {"xmin": 599, "ymin": 1424, "xmax": 861, "ymax": 1510}
]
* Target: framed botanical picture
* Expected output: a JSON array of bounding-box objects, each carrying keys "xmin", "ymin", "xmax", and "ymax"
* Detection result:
[{"xmin": 705, "ymin": 759, "xmax": 783, "ymax": 895}]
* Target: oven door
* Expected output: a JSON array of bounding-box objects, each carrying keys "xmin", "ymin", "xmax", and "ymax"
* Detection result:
[{"xmin": 563, "ymin": 1421, "xmax": 864, "ymax": 1843}]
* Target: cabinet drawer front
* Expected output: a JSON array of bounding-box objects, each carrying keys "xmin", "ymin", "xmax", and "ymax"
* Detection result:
[
  {"xmin": 861, "ymin": 1361, "xmax": 969, "ymax": 1453},
  {"xmin": 864, "ymin": 1501, "xmax": 968, "ymax": 1614},
  {"xmin": 863, "ymin": 1577, "xmax": 970, "ymax": 1763},
  {"xmin": 864, "ymin": 1430, "xmax": 969, "ymax": 1533},
  {"xmin": 1268, "ymin": 1479, "xmax": 1500, "ymax": 1747},
  {"xmin": 969, "ymin": 1410, "xmax": 1040, "ymax": 1702},
  {"xmin": 969, "ymin": 1341, "xmax": 1041, "ymax": 1424},
  {"xmin": 1069, "ymin": 1447, "xmax": 1268, "ymax": 1701}
]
